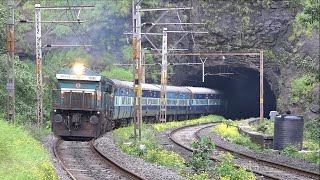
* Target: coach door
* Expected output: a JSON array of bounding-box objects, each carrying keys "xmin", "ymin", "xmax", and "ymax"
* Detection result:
[{"xmin": 104, "ymin": 84, "xmax": 113, "ymax": 118}]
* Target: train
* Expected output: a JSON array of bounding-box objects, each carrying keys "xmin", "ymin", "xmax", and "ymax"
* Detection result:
[{"xmin": 51, "ymin": 64, "xmax": 225, "ymax": 140}]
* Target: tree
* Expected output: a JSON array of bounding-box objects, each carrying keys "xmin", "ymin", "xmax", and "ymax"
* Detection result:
[{"xmin": 0, "ymin": 2, "xmax": 7, "ymax": 53}]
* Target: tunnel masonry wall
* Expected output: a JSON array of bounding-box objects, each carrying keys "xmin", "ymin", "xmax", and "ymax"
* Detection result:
[{"xmin": 238, "ymin": 118, "xmax": 274, "ymax": 149}]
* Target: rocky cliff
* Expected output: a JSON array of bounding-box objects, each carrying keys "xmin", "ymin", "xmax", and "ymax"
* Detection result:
[{"xmin": 160, "ymin": 0, "xmax": 319, "ymax": 120}]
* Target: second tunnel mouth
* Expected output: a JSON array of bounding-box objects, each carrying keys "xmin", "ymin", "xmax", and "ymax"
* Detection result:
[{"xmin": 181, "ymin": 65, "xmax": 276, "ymax": 120}]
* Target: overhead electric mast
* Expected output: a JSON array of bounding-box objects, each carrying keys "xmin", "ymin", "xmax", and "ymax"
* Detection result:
[
  {"xmin": 132, "ymin": 0, "xmax": 143, "ymax": 141},
  {"xmin": 131, "ymin": 0, "xmax": 206, "ymax": 132},
  {"xmin": 159, "ymin": 28, "xmax": 168, "ymax": 123},
  {"xmin": 33, "ymin": 4, "xmax": 94, "ymax": 128},
  {"xmin": 6, "ymin": 0, "xmax": 16, "ymax": 123}
]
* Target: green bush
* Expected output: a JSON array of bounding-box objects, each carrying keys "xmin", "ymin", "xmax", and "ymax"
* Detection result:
[
  {"xmin": 304, "ymin": 118, "xmax": 320, "ymax": 143},
  {"xmin": 0, "ymin": 118, "xmax": 57, "ymax": 179},
  {"xmin": 231, "ymin": 135, "xmax": 263, "ymax": 152},
  {"xmin": 290, "ymin": 74, "xmax": 317, "ymax": 104},
  {"xmin": 180, "ymin": 171, "xmax": 210, "ymax": 180},
  {"xmin": 251, "ymin": 120, "xmax": 274, "ymax": 135},
  {"xmin": 0, "ymin": 2, "xmax": 6, "ymax": 53},
  {"xmin": 189, "ymin": 137, "xmax": 215, "ymax": 172},
  {"xmin": 212, "ymin": 123, "xmax": 264, "ymax": 152},
  {"xmin": 214, "ymin": 152, "xmax": 255, "ymax": 180},
  {"xmin": 101, "ymin": 66, "xmax": 133, "ymax": 81},
  {"xmin": 153, "ymin": 115, "xmax": 224, "ymax": 132},
  {"xmin": 113, "ymin": 123, "xmax": 185, "ymax": 169},
  {"xmin": 281, "ymin": 145, "xmax": 320, "ymax": 164}
]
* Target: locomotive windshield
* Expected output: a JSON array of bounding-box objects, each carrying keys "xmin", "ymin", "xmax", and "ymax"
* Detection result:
[
  {"xmin": 52, "ymin": 67, "xmax": 102, "ymax": 110},
  {"xmin": 52, "ymin": 80, "xmax": 102, "ymax": 110}
]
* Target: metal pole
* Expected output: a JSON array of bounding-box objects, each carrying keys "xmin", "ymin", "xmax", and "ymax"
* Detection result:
[
  {"xmin": 260, "ymin": 51, "xmax": 264, "ymax": 123},
  {"xmin": 202, "ymin": 61, "xmax": 205, "ymax": 82},
  {"xmin": 132, "ymin": 0, "xmax": 142, "ymax": 141},
  {"xmin": 137, "ymin": 4, "xmax": 142, "ymax": 142},
  {"xmin": 35, "ymin": 4, "xmax": 43, "ymax": 128},
  {"xmin": 159, "ymin": 27, "xmax": 167, "ymax": 123},
  {"xmin": 132, "ymin": 0, "xmax": 137, "ymax": 142},
  {"xmin": 6, "ymin": 0, "xmax": 15, "ymax": 123},
  {"xmin": 141, "ymin": 51, "xmax": 145, "ymax": 83},
  {"xmin": 200, "ymin": 58, "xmax": 207, "ymax": 83}
]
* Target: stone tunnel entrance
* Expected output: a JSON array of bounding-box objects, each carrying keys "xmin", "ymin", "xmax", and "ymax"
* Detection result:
[{"xmin": 181, "ymin": 65, "xmax": 276, "ymax": 119}]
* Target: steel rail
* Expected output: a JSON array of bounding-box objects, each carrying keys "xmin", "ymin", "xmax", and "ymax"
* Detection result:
[
  {"xmin": 90, "ymin": 140, "xmax": 145, "ymax": 180},
  {"xmin": 53, "ymin": 139, "xmax": 77, "ymax": 180},
  {"xmin": 169, "ymin": 123, "xmax": 280, "ymax": 180},
  {"xmin": 194, "ymin": 126, "xmax": 320, "ymax": 180},
  {"xmin": 54, "ymin": 139, "xmax": 145, "ymax": 180}
]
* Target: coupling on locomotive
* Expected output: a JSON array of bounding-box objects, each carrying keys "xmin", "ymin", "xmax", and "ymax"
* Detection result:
[{"xmin": 51, "ymin": 64, "xmax": 225, "ymax": 140}]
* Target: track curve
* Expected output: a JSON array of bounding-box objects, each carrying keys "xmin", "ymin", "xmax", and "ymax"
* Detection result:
[
  {"xmin": 196, "ymin": 125, "xmax": 320, "ymax": 180},
  {"xmin": 53, "ymin": 139, "xmax": 144, "ymax": 180},
  {"xmin": 169, "ymin": 123, "xmax": 319, "ymax": 180}
]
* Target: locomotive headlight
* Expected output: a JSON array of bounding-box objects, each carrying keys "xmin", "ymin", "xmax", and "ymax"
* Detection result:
[
  {"xmin": 73, "ymin": 63, "xmax": 85, "ymax": 75},
  {"xmin": 53, "ymin": 109, "xmax": 57, "ymax": 112},
  {"xmin": 90, "ymin": 115, "xmax": 99, "ymax": 124},
  {"xmin": 53, "ymin": 114, "xmax": 63, "ymax": 123}
]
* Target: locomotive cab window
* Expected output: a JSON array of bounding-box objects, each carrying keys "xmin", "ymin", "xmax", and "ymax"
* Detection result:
[{"xmin": 105, "ymin": 84, "xmax": 113, "ymax": 93}]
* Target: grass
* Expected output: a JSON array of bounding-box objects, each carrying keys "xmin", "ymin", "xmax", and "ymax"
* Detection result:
[
  {"xmin": 153, "ymin": 115, "xmax": 225, "ymax": 132},
  {"xmin": 281, "ymin": 145, "xmax": 320, "ymax": 165},
  {"xmin": 214, "ymin": 152, "xmax": 255, "ymax": 180},
  {"xmin": 212, "ymin": 123, "xmax": 264, "ymax": 152},
  {"xmin": 250, "ymin": 119, "xmax": 274, "ymax": 135},
  {"xmin": 113, "ymin": 123, "xmax": 185, "ymax": 170},
  {"xmin": 0, "ymin": 118, "xmax": 57, "ymax": 179}
]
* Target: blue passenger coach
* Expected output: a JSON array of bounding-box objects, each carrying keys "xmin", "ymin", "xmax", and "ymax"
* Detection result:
[{"xmin": 186, "ymin": 87, "xmax": 222, "ymax": 116}]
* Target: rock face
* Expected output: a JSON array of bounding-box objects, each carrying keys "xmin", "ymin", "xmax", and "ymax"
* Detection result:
[{"xmin": 158, "ymin": 0, "xmax": 319, "ymax": 121}]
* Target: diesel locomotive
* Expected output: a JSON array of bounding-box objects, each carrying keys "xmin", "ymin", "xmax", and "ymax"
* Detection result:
[{"xmin": 51, "ymin": 64, "xmax": 225, "ymax": 140}]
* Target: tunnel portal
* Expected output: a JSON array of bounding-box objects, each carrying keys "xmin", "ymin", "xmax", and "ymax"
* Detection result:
[{"xmin": 181, "ymin": 65, "xmax": 276, "ymax": 119}]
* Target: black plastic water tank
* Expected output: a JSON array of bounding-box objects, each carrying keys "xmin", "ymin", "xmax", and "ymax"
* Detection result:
[{"xmin": 273, "ymin": 115, "xmax": 304, "ymax": 150}]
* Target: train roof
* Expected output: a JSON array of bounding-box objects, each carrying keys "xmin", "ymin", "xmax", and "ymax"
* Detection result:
[
  {"xmin": 56, "ymin": 67, "xmax": 101, "ymax": 81},
  {"xmin": 106, "ymin": 78, "xmax": 133, "ymax": 88},
  {"xmin": 185, "ymin": 87, "xmax": 222, "ymax": 94},
  {"xmin": 105, "ymin": 78, "xmax": 221, "ymax": 94},
  {"xmin": 106, "ymin": 78, "xmax": 160, "ymax": 91},
  {"xmin": 155, "ymin": 85, "xmax": 190, "ymax": 93},
  {"xmin": 58, "ymin": 67, "xmax": 99, "ymax": 76},
  {"xmin": 141, "ymin": 83, "xmax": 160, "ymax": 91}
]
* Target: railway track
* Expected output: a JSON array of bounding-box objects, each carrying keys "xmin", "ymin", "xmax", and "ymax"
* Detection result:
[
  {"xmin": 53, "ymin": 139, "xmax": 144, "ymax": 180},
  {"xmin": 169, "ymin": 123, "xmax": 320, "ymax": 180}
]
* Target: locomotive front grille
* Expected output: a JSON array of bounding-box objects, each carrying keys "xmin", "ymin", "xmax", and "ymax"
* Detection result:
[
  {"xmin": 52, "ymin": 90, "xmax": 97, "ymax": 109},
  {"xmin": 64, "ymin": 92, "xmax": 93, "ymax": 109}
]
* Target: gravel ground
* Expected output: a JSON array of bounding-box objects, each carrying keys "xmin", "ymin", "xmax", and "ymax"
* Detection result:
[
  {"xmin": 59, "ymin": 141, "xmax": 132, "ymax": 179},
  {"xmin": 197, "ymin": 127, "xmax": 320, "ymax": 175},
  {"xmin": 42, "ymin": 124, "xmax": 319, "ymax": 180},
  {"xmin": 155, "ymin": 130, "xmax": 194, "ymax": 163},
  {"xmin": 41, "ymin": 134, "xmax": 72, "ymax": 180},
  {"xmin": 95, "ymin": 132, "xmax": 186, "ymax": 180}
]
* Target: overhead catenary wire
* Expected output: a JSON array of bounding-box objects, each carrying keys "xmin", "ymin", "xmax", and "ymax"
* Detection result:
[
  {"xmin": 66, "ymin": 0, "xmax": 91, "ymax": 49},
  {"xmin": 69, "ymin": 0, "xmax": 93, "ymax": 41}
]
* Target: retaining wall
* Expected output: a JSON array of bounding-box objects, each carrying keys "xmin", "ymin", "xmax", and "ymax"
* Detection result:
[{"xmin": 238, "ymin": 118, "xmax": 274, "ymax": 149}]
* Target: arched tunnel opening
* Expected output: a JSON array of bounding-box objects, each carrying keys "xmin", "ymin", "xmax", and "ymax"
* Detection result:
[{"xmin": 181, "ymin": 65, "xmax": 277, "ymax": 119}]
